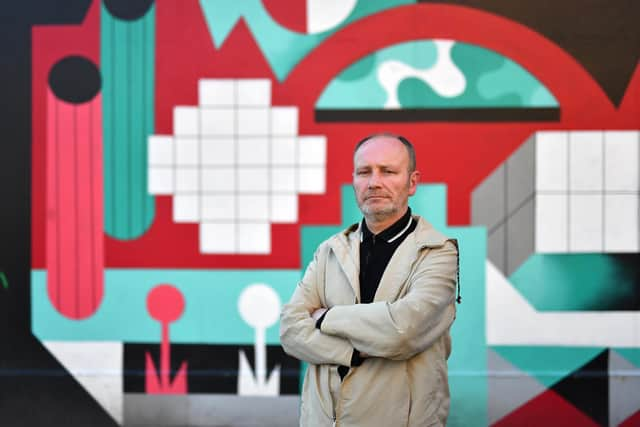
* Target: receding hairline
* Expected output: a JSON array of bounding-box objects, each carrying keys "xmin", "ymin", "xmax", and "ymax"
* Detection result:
[{"xmin": 353, "ymin": 132, "xmax": 416, "ymax": 172}]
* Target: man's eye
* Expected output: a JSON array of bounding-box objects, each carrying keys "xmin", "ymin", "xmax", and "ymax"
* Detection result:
[{"xmin": 356, "ymin": 170, "xmax": 369, "ymax": 176}]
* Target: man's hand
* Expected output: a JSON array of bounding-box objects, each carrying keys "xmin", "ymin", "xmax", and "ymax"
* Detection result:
[{"xmin": 311, "ymin": 307, "xmax": 328, "ymax": 322}]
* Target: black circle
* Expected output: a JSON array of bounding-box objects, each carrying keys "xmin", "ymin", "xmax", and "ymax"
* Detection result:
[
  {"xmin": 103, "ymin": 0, "xmax": 154, "ymax": 21},
  {"xmin": 48, "ymin": 56, "xmax": 101, "ymax": 104}
]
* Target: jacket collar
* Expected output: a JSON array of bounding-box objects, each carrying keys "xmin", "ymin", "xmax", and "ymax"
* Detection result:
[{"xmin": 328, "ymin": 215, "xmax": 449, "ymax": 302}]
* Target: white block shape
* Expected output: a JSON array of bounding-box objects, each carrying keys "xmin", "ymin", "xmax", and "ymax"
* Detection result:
[
  {"xmin": 604, "ymin": 194, "xmax": 639, "ymax": 252},
  {"xmin": 200, "ymin": 222, "xmax": 236, "ymax": 253},
  {"xmin": 535, "ymin": 131, "xmax": 568, "ymax": 191},
  {"xmin": 199, "ymin": 79, "xmax": 235, "ymax": 107},
  {"xmin": 271, "ymin": 137, "xmax": 296, "ymax": 165},
  {"xmin": 298, "ymin": 136, "xmax": 327, "ymax": 166},
  {"xmin": 569, "ymin": 131, "xmax": 603, "ymax": 191},
  {"xmin": 148, "ymin": 167, "xmax": 174, "ymax": 195},
  {"xmin": 237, "ymin": 79, "xmax": 271, "ymax": 106},
  {"xmin": 148, "ymin": 135, "xmax": 174, "ymax": 166},
  {"xmin": 238, "ymin": 167, "xmax": 269, "ymax": 192},
  {"xmin": 237, "ymin": 223, "xmax": 271, "ymax": 253},
  {"xmin": 202, "ymin": 195, "xmax": 236, "ymax": 221},
  {"xmin": 201, "ymin": 168, "xmax": 235, "ymax": 193},
  {"xmin": 174, "ymin": 106, "xmax": 199, "ymax": 136},
  {"xmin": 569, "ymin": 194, "xmax": 603, "ymax": 252},
  {"xmin": 298, "ymin": 167, "xmax": 325, "ymax": 194},
  {"xmin": 238, "ymin": 194, "xmax": 269, "ymax": 221},
  {"xmin": 271, "ymin": 194, "xmax": 298, "ymax": 223},
  {"xmin": 238, "ymin": 108, "xmax": 269, "ymax": 136},
  {"xmin": 307, "ymin": 0, "xmax": 358, "ymax": 33},
  {"xmin": 535, "ymin": 194, "xmax": 568, "ymax": 252},
  {"xmin": 270, "ymin": 107, "xmax": 298, "ymax": 136},
  {"xmin": 271, "ymin": 167, "xmax": 296, "ymax": 192},
  {"xmin": 201, "ymin": 138, "xmax": 235, "ymax": 166},
  {"xmin": 175, "ymin": 137, "xmax": 199, "ymax": 166},
  {"xmin": 604, "ymin": 131, "xmax": 639, "ymax": 191},
  {"xmin": 175, "ymin": 168, "xmax": 199, "ymax": 193},
  {"xmin": 200, "ymin": 108, "xmax": 235, "ymax": 136},
  {"xmin": 173, "ymin": 194, "xmax": 199, "ymax": 222},
  {"xmin": 238, "ymin": 137, "xmax": 269, "ymax": 165}
]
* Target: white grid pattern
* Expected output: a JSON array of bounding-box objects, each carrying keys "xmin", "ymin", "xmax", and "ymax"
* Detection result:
[{"xmin": 148, "ymin": 78, "xmax": 327, "ymax": 254}]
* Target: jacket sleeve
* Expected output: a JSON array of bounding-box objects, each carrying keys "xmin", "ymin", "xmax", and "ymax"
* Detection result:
[
  {"xmin": 279, "ymin": 244, "xmax": 354, "ymax": 366},
  {"xmin": 319, "ymin": 240, "xmax": 458, "ymax": 361}
]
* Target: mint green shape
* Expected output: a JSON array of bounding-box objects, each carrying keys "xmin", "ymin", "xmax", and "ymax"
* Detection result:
[
  {"xmin": 614, "ymin": 349, "xmax": 640, "ymax": 368},
  {"xmin": 300, "ymin": 184, "xmax": 488, "ymax": 427},
  {"xmin": 199, "ymin": 0, "xmax": 415, "ymax": 81},
  {"xmin": 102, "ymin": 5, "xmax": 155, "ymax": 240},
  {"xmin": 32, "ymin": 269, "xmax": 300, "ymax": 345},
  {"xmin": 492, "ymin": 346, "xmax": 605, "ymax": 388},
  {"xmin": 318, "ymin": 40, "xmax": 558, "ymax": 109},
  {"xmin": 509, "ymin": 254, "xmax": 636, "ymax": 311}
]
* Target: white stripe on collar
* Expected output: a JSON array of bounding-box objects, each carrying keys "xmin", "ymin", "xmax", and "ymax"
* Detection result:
[{"xmin": 360, "ymin": 216, "xmax": 414, "ymax": 243}]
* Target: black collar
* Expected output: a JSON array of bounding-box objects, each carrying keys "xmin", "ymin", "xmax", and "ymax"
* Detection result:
[{"xmin": 361, "ymin": 207, "xmax": 413, "ymax": 244}]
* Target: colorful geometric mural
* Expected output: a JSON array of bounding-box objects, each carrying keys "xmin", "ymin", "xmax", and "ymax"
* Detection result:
[{"xmin": 1, "ymin": 0, "xmax": 639, "ymax": 426}]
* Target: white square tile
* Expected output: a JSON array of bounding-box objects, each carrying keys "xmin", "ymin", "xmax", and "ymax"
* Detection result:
[
  {"xmin": 238, "ymin": 137, "xmax": 269, "ymax": 165},
  {"xmin": 604, "ymin": 194, "xmax": 639, "ymax": 252},
  {"xmin": 535, "ymin": 131, "xmax": 568, "ymax": 191},
  {"xmin": 298, "ymin": 167, "xmax": 325, "ymax": 194},
  {"xmin": 270, "ymin": 194, "xmax": 298, "ymax": 223},
  {"xmin": 201, "ymin": 138, "xmax": 235, "ymax": 166},
  {"xmin": 270, "ymin": 107, "xmax": 298, "ymax": 136},
  {"xmin": 569, "ymin": 194, "xmax": 603, "ymax": 252},
  {"xmin": 175, "ymin": 137, "xmax": 199, "ymax": 166},
  {"xmin": 200, "ymin": 222, "xmax": 236, "ymax": 254},
  {"xmin": 238, "ymin": 108, "xmax": 269, "ymax": 136},
  {"xmin": 237, "ymin": 79, "xmax": 271, "ymax": 106},
  {"xmin": 237, "ymin": 222, "xmax": 271, "ymax": 254},
  {"xmin": 271, "ymin": 137, "xmax": 296, "ymax": 165},
  {"xmin": 174, "ymin": 106, "xmax": 199, "ymax": 136},
  {"xmin": 199, "ymin": 79, "xmax": 235, "ymax": 107},
  {"xmin": 200, "ymin": 108, "xmax": 235, "ymax": 136},
  {"xmin": 271, "ymin": 167, "xmax": 296, "ymax": 192},
  {"xmin": 201, "ymin": 167, "xmax": 235, "ymax": 193},
  {"xmin": 238, "ymin": 167, "xmax": 269, "ymax": 192},
  {"xmin": 298, "ymin": 136, "xmax": 327, "ymax": 166},
  {"xmin": 175, "ymin": 168, "xmax": 199, "ymax": 193},
  {"xmin": 535, "ymin": 194, "xmax": 568, "ymax": 252},
  {"xmin": 173, "ymin": 194, "xmax": 199, "ymax": 222},
  {"xmin": 237, "ymin": 195, "xmax": 269, "ymax": 221},
  {"xmin": 604, "ymin": 131, "xmax": 639, "ymax": 191},
  {"xmin": 569, "ymin": 131, "xmax": 603, "ymax": 191},
  {"xmin": 148, "ymin": 135, "xmax": 174, "ymax": 166},
  {"xmin": 202, "ymin": 194, "xmax": 236, "ymax": 221},
  {"xmin": 148, "ymin": 167, "xmax": 174, "ymax": 195}
]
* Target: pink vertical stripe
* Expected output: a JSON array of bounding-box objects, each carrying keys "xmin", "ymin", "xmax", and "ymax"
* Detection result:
[{"xmin": 46, "ymin": 89, "xmax": 104, "ymax": 319}]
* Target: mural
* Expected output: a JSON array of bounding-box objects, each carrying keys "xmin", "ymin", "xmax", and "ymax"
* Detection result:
[{"xmin": 0, "ymin": 0, "xmax": 638, "ymax": 426}]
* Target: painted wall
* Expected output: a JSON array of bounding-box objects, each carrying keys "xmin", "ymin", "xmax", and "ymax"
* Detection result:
[{"xmin": 1, "ymin": 0, "xmax": 638, "ymax": 425}]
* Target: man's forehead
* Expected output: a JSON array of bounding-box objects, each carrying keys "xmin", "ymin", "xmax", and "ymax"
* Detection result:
[{"xmin": 354, "ymin": 137, "xmax": 408, "ymax": 164}]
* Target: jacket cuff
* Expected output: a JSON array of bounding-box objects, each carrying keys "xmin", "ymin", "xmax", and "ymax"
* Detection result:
[{"xmin": 315, "ymin": 309, "xmax": 329, "ymax": 329}]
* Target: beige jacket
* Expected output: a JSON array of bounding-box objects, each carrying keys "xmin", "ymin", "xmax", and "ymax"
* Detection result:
[{"xmin": 280, "ymin": 216, "xmax": 458, "ymax": 427}]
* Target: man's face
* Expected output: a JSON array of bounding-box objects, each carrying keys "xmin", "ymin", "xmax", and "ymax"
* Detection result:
[{"xmin": 353, "ymin": 136, "xmax": 419, "ymax": 224}]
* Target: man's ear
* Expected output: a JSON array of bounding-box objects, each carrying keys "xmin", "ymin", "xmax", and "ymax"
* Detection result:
[{"xmin": 408, "ymin": 170, "xmax": 420, "ymax": 195}]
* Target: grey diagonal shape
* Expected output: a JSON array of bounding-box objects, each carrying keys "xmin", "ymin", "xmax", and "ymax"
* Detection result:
[
  {"xmin": 609, "ymin": 350, "xmax": 640, "ymax": 427},
  {"xmin": 506, "ymin": 134, "xmax": 535, "ymax": 215},
  {"xmin": 472, "ymin": 164, "xmax": 506, "ymax": 231},
  {"xmin": 488, "ymin": 224, "xmax": 506, "ymax": 274},
  {"xmin": 488, "ymin": 348, "xmax": 547, "ymax": 425}
]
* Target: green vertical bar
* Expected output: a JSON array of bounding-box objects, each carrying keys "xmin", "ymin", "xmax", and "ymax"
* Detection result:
[{"xmin": 101, "ymin": 5, "xmax": 156, "ymax": 240}]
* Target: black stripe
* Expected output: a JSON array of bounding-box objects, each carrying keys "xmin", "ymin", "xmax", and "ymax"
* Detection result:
[{"xmin": 315, "ymin": 107, "xmax": 560, "ymax": 122}]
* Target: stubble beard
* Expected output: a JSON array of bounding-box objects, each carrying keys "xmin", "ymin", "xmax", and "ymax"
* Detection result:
[{"xmin": 359, "ymin": 199, "xmax": 398, "ymax": 223}]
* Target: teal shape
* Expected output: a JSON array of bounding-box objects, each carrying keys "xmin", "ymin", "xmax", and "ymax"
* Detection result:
[
  {"xmin": 199, "ymin": 0, "xmax": 415, "ymax": 81},
  {"xmin": 300, "ymin": 184, "xmax": 487, "ymax": 427},
  {"xmin": 317, "ymin": 40, "xmax": 558, "ymax": 109},
  {"xmin": 491, "ymin": 346, "xmax": 605, "ymax": 388},
  {"xmin": 614, "ymin": 348, "xmax": 640, "ymax": 368},
  {"xmin": 509, "ymin": 254, "xmax": 637, "ymax": 311},
  {"xmin": 32, "ymin": 269, "xmax": 301, "ymax": 345},
  {"xmin": 101, "ymin": 5, "xmax": 156, "ymax": 240}
]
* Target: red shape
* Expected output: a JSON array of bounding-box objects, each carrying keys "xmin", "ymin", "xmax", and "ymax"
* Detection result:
[
  {"xmin": 145, "ymin": 352, "xmax": 188, "ymax": 394},
  {"xmin": 147, "ymin": 284, "xmax": 185, "ymax": 324},
  {"xmin": 620, "ymin": 410, "xmax": 640, "ymax": 427},
  {"xmin": 262, "ymin": 0, "xmax": 307, "ymax": 33},
  {"xmin": 493, "ymin": 389, "xmax": 600, "ymax": 427}
]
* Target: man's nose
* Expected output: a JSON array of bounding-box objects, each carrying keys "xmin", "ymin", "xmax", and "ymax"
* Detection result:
[{"xmin": 367, "ymin": 171, "xmax": 382, "ymax": 188}]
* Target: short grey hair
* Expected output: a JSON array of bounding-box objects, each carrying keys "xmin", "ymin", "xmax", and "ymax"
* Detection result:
[{"xmin": 353, "ymin": 132, "xmax": 417, "ymax": 172}]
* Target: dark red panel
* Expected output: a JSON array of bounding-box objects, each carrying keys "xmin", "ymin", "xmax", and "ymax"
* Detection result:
[{"xmin": 262, "ymin": 0, "xmax": 307, "ymax": 33}]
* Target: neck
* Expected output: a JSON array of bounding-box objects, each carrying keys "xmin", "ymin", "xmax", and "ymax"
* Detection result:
[{"xmin": 364, "ymin": 208, "xmax": 409, "ymax": 235}]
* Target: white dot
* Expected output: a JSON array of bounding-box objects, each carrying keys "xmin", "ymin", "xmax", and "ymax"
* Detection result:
[{"xmin": 238, "ymin": 283, "xmax": 281, "ymax": 329}]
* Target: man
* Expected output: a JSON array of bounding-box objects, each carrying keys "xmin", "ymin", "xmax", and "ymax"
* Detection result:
[{"xmin": 280, "ymin": 133, "xmax": 460, "ymax": 426}]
